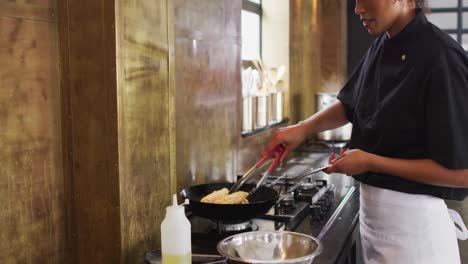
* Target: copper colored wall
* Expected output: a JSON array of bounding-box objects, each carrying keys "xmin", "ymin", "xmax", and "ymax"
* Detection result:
[
  {"xmin": 290, "ymin": 0, "xmax": 322, "ymax": 124},
  {"xmin": 0, "ymin": 1, "xmax": 65, "ymax": 263},
  {"xmin": 320, "ymin": 0, "xmax": 347, "ymax": 87},
  {"xmin": 174, "ymin": 0, "xmax": 242, "ymax": 188},
  {"xmin": 290, "ymin": 0, "xmax": 347, "ymax": 124},
  {"xmin": 116, "ymin": 0, "xmax": 174, "ymax": 262},
  {"xmin": 58, "ymin": 0, "xmax": 121, "ymax": 263}
]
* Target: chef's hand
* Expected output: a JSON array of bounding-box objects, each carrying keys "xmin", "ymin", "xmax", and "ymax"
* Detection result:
[
  {"xmin": 261, "ymin": 123, "xmax": 309, "ymax": 165},
  {"xmin": 326, "ymin": 149, "xmax": 372, "ymax": 176},
  {"xmin": 328, "ymin": 148, "xmax": 345, "ymax": 163}
]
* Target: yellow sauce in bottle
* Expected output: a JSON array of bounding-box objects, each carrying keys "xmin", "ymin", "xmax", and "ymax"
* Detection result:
[{"xmin": 162, "ymin": 253, "xmax": 191, "ymax": 264}]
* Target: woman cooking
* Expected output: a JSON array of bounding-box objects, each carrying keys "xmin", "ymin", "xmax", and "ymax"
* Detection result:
[{"xmin": 263, "ymin": 0, "xmax": 468, "ymax": 263}]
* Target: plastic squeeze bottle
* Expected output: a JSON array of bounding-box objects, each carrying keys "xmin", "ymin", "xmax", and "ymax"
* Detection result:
[{"xmin": 161, "ymin": 194, "xmax": 191, "ymax": 264}]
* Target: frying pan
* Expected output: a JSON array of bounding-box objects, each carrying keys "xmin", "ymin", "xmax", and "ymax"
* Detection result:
[{"xmin": 180, "ymin": 182, "xmax": 279, "ymax": 221}]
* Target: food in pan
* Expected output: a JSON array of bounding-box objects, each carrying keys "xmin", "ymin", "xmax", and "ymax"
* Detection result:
[
  {"xmin": 201, "ymin": 188, "xmax": 229, "ymax": 203},
  {"xmin": 201, "ymin": 188, "xmax": 249, "ymax": 204},
  {"xmin": 214, "ymin": 191, "xmax": 249, "ymax": 204}
]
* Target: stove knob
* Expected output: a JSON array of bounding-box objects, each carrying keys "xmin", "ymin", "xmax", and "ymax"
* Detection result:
[
  {"xmin": 325, "ymin": 196, "xmax": 333, "ymax": 208},
  {"xmin": 319, "ymin": 196, "xmax": 329, "ymax": 207},
  {"xmin": 279, "ymin": 195, "xmax": 296, "ymax": 209},
  {"xmin": 315, "ymin": 199, "xmax": 326, "ymax": 210},
  {"xmin": 321, "ymin": 195, "xmax": 331, "ymax": 207},
  {"xmin": 293, "ymin": 190, "xmax": 300, "ymax": 201},
  {"xmin": 310, "ymin": 205, "xmax": 322, "ymax": 220},
  {"xmin": 319, "ymin": 198, "xmax": 332, "ymax": 212},
  {"xmin": 316, "ymin": 180, "xmax": 327, "ymax": 187}
]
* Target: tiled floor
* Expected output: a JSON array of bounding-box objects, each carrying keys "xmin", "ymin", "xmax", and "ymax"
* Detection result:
[{"xmin": 446, "ymin": 200, "xmax": 468, "ymax": 263}]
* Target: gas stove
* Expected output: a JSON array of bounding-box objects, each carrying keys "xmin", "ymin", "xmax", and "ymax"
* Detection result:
[
  {"xmin": 145, "ymin": 149, "xmax": 359, "ymax": 264},
  {"xmin": 189, "ymin": 168, "xmax": 356, "ymax": 256},
  {"xmin": 257, "ymin": 178, "xmax": 335, "ymax": 230}
]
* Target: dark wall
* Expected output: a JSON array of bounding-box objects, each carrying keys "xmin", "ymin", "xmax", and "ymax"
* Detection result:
[{"xmin": 347, "ymin": 0, "xmax": 375, "ymax": 77}]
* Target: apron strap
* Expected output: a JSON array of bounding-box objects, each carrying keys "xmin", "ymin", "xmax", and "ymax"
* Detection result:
[{"xmin": 448, "ymin": 208, "xmax": 468, "ymax": 241}]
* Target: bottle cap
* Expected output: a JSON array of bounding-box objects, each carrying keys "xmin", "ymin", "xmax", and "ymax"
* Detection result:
[{"xmin": 166, "ymin": 194, "xmax": 189, "ymax": 214}]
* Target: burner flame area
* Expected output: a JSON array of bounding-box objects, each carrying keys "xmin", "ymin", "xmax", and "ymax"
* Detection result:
[{"xmin": 208, "ymin": 220, "xmax": 259, "ymax": 233}]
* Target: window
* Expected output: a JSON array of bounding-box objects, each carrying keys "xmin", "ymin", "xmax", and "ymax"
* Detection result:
[
  {"xmin": 242, "ymin": 0, "xmax": 262, "ymax": 60},
  {"xmin": 426, "ymin": 0, "xmax": 468, "ymax": 51}
]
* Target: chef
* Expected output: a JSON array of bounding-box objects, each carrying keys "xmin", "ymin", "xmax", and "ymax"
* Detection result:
[{"xmin": 263, "ymin": 0, "xmax": 468, "ymax": 263}]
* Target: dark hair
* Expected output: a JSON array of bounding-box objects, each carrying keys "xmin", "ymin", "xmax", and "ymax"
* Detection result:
[{"xmin": 414, "ymin": 0, "xmax": 430, "ymax": 12}]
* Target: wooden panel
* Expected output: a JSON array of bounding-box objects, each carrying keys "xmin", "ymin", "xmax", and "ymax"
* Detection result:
[
  {"xmin": 56, "ymin": 0, "xmax": 74, "ymax": 262},
  {"xmin": 59, "ymin": 0, "xmax": 121, "ymax": 263},
  {"xmin": 116, "ymin": 0, "xmax": 173, "ymax": 262},
  {"xmin": 289, "ymin": 0, "xmax": 322, "ymax": 124},
  {"xmin": 320, "ymin": 0, "xmax": 347, "ymax": 90},
  {"xmin": 0, "ymin": 0, "xmax": 56, "ymax": 22},
  {"xmin": 0, "ymin": 14, "xmax": 65, "ymax": 263},
  {"xmin": 290, "ymin": 0, "xmax": 348, "ymax": 125},
  {"xmin": 173, "ymin": 0, "xmax": 242, "ymax": 188}
]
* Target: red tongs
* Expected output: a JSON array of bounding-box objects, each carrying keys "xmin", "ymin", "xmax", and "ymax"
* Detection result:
[{"xmin": 229, "ymin": 144, "xmax": 286, "ymax": 194}]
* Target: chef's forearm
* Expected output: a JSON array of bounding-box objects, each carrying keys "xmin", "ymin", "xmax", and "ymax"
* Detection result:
[
  {"xmin": 464, "ymin": 172, "xmax": 468, "ymax": 187},
  {"xmin": 367, "ymin": 154, "xmax": 468, "ymax": 188},
  {"xmin": 299, "ymin": 101, "xmax": 349, "ymax": 136}
]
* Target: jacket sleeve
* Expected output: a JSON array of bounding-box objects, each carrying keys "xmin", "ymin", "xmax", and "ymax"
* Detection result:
[
  {"xmin": 337, "ymin": 57, "xmax": 365, "ymax": 123},
  {"xmin": 424, "ymin": 47, "xmax": 468, "ymax": 169}
]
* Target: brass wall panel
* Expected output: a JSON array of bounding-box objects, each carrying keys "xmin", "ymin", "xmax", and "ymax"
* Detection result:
[
  {"xmin": 0, "ymin": 0, "xmax": 56, "ymax": 22},
  {"xmin": 59, "ymin": 0, "xmax": 121, "ymax": 263},
  {"xmin": 116, "ymin": 0, "xmax": 172, "ymax": 262},
  {"xmin": 173, "ymin": 0, "xmax": 242, "ymax": 189},
  {"xmin": 289, "ymin": 0, "xmax": 322, "ymax": 124},
  {"xmin": 289, "ymin": 0, "xmax": 346, "ymax": 124},
  {"xmin": 0, "ymin": 9, "xmax": 65, "ymax": 264},
  {"xmin": 320, "ymin": 0, "xmax": 347, "ymax": 88}
]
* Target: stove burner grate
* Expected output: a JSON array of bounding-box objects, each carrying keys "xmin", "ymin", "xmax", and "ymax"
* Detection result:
[{"xmin": 208, "ymin": 220, "xmax": 259, "ymax": 233}]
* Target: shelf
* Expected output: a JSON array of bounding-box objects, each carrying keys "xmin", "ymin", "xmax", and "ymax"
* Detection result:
[{"xmin": 241, "ymin": 118, "xmax": 290, "ymax": 138}]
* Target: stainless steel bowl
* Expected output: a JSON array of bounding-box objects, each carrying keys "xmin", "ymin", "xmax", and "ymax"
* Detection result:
[{"xmin": 217, "ymin": 231, "xmax": 322, "ymax": 264}]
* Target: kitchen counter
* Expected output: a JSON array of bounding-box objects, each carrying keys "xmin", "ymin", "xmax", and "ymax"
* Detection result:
[{"xmin": 145, "ymin": 146, "xmax": 361, "ymax": 264}]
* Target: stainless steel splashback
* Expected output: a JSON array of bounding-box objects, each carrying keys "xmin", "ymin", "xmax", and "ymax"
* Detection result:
[{"xmin": 174, "ymin": 0, "xmax": 242, "ymax": 188}]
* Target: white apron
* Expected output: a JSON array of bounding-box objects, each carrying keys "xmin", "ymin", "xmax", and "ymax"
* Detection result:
[{"xmin": 359, "ymin": 183, "xmax": 468, "ymax": 264}]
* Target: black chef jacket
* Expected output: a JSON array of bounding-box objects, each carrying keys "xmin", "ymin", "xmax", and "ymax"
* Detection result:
[{"xmin": 338, "ymin": 9, "xmax": 468, "ymax": 200}]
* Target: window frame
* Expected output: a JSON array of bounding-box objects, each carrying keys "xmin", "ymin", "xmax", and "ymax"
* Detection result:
[
  {"xmin": 430, "ymin": 0, "xmax": 468, "ymax": 44},
  {"xmin": 242, "ymin": 0, "xmax": 263, "ymax": 60}
]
